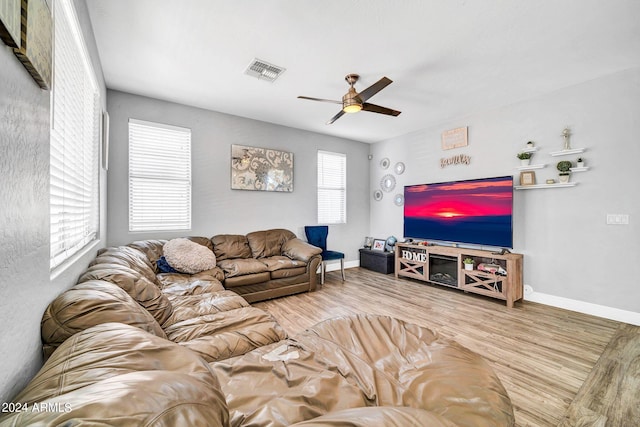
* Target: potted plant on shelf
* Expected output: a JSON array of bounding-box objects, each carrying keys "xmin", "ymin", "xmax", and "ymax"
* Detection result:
[
  {"xmin": 517, "ymin": 152, "xmax": 533, "ymax": 166},
  {"xmin": 526, "ymin": 141, "xmax": 534, "ymax": 149},
  {"xmin": 557, "ymin": 160, "xmax": 572, "ymax": 183},
  {"xmin": 463, "ymin": 258, "xmax": 474, "ymax": 271},
  {"xmin": 576, "ymin": 157, "xmax": 585, "ymax": 168}
]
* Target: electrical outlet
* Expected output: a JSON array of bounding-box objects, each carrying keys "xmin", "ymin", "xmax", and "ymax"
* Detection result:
[{"xmin": 524, "ymin": 285, "xmax": 533, "ymax": 296}]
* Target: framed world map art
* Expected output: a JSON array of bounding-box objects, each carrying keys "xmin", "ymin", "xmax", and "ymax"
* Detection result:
[
  {"xmin": 231, "ymin": 144, "xmax": 293, "ymax": 192},
  {"xmin": 12, "ymin": 0, "xmax": 52, "ymax": 89},
  {"xmin": 0, "ymin": 0, "xmax": 21, "ymax": 48}
]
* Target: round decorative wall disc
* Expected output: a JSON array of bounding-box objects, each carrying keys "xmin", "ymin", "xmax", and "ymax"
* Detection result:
[{"xmin": 380, "ymin": 174, "xmax": 396, "ymax": 192}]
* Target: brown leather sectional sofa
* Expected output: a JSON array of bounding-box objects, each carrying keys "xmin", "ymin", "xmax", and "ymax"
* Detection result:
[
  {"xmin": 136, "ymin": 228, "xmax": 323, "ymax": 303},
  {"xmin": 0, "ymin": 228, "xmax": 515, "ymax": 426},
  {"xmin": 211, "ymin": 229, "xmax": 322, "ymax": 303}
]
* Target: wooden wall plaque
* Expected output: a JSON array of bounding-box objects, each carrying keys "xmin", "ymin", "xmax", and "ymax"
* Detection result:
[
  {"xmin": 13, "ymin": 0, "xmax": 52, "ymax": 90},
  {"xmin": 441, "ymin": 126, "xmax": 468, "ymax": 150}
]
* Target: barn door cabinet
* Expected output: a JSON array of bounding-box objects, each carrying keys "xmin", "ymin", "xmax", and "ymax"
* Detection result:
[{"xmin": 395, "ymin": 243, "xmax": 523, "ymax": 307}]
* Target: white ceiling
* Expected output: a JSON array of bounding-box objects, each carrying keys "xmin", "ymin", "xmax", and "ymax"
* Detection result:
[{"xmin": 85, "ymin": 0, "xmax": 640, "ymax": 143}]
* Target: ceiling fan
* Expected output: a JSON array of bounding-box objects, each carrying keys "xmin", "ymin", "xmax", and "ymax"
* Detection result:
[{"xmin": 298, "ymin": 74, "xmax": 401, "ymax": 125}]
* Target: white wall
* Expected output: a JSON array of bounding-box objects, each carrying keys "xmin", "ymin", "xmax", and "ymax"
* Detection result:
[
  {"xmin": 106, "ymin": 90, "xmax": 370, "ymax": 262},
  {"xmin": 0, "ymin": 0, "xmax": 107, "ymax": 402},
  {"xmin": 370, "ymin": 68, "xmax": 640, "ymax": 315}
]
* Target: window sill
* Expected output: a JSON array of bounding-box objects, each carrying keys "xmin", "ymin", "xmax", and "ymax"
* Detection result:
[{"xmin": 50, "ymin": 239, "xmax": 102, "ymax": 281}]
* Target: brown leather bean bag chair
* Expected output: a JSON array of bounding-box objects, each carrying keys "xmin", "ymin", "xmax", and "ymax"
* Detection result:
[{"xmin": 0, "ymin": 323, "xmax": 229, "ymax": 427}]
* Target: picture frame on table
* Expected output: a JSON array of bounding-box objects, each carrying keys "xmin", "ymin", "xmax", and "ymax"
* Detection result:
[
  {"xmin": 372, "ymin": 239, "xmax": 386, "ymax": 252},
  {"xmin": 519, "ymin": 171, "xmax": 536, "ymax": 186}
]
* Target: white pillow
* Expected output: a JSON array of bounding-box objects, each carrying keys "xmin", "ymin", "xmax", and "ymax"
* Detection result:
[{"xmin": 163, "ymin": 238, "xmax": 216, "ymax": 274}]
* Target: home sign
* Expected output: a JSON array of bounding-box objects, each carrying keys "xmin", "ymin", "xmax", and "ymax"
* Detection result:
[{"xmin": 400, "ymin": 247, "xmax": 428, "ymax": 263}]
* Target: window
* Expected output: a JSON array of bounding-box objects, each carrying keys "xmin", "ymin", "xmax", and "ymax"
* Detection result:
[
  {"xmin": 128, "ymin": 119, "xmax": 192, "ymax": 232},
  {"xmin": 317, "ymin": 150, "xmax": 346, "ymax": 224},
  {"xmin": 50, "ymin": 0, "xmax": 100, "ymax": 270}
]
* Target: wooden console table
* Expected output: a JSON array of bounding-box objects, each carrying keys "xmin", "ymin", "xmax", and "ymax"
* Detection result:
[{"xmin": 395, "ymin": 243, "xmax": 523, "ymax": 307}]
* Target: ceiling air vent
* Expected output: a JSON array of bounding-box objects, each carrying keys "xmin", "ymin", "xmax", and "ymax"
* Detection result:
[{"xmin": 244, "ymin": 58, "xmax": 286, "ymax": 82}]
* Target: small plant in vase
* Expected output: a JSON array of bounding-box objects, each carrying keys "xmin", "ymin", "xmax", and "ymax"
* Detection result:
[
  {"xmin": 576, "ymin": 157, "xmax": 585, "ymax": 168},
  {"xmin": 463, "ymin": 258, "xmax": 474, "ymax": 271},
  {"xmin": 557, "ymin": 160, "xmax": 572, "ymax": 183},
  {"xmin": 517, "ymin": 152, "xmax": 532, "ymax": 166}
]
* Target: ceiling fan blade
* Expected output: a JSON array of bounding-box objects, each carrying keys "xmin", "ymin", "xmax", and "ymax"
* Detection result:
[
  {"xmin": 326, "ymin": 110, "xmax": 345, "ymax": 125},
  {"xmin": 362, "ymin": 103, "xmax": 401, "ymax": 116},
  {"xmin": 358, "ymin": 77, "xmax": 393, "ymax": 102},
  {"xmin": 298, "ymin": 96, "xmax": 342, "ymax": 105}
]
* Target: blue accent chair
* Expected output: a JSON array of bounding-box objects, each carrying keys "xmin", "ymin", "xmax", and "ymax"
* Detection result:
[{"xmin": 304, "ymin": 225, "xmax": 345, "ymax": 284}]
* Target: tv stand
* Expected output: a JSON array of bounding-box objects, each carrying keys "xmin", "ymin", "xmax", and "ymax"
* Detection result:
[{"xmin": 395, "ymin": 243, "xmax": 523, "ymax": 307}]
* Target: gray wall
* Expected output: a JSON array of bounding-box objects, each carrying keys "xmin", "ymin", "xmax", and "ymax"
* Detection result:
[
  {"xmin": 106, "ymin": 90, "xmax": 370, "ymax": 262},
  {"xmin": 0, "ymin": 0, "xmax": 107, "ymax": 402},
  {"xmin": 2, "ymin": 1, "xmax": 635, "ymax": 404},
  {"xmin": 370, "ymin": 68, "xmax": 640, "ymax": 314}
]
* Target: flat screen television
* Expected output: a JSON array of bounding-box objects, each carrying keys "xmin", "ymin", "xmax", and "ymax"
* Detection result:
[{"xmin": 403, "ymin": 175, "xmax": 513, "ymax": 249}]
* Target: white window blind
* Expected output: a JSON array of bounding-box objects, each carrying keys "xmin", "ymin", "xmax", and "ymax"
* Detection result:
[
  {"xmin": 50, "ymin": 0, "xmax": 100, "ymax": 270},
  {"xmin": 128, "ymin": 119, "xmax": 192, "ymax": 232},
  {"xmin": 317, "ymin": 150, "xmax": 346, "ymax": 224}
]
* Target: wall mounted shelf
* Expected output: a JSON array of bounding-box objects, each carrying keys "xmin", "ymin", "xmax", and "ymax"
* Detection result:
[
  {"xmin": 515, "ymin": 141, "xmax": 588, "ymax": 190},
  {"xmin": 550, "ymin": 148, "xmax": 585, "ymax": 156},
  {"xmin": 515, "ymin": 163, "xmax": 546, "ymax": 171},
  {"xmin": 570, "ymin": 166, "xmax": 589, "ymax": 172},
  {"xmin": 515, "ymin": 182, "xmax": 578, "ymax": 190}
]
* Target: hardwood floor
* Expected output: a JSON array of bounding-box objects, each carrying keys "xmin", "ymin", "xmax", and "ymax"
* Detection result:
[
  {"xmin": 254, "ymin": 267, "xmax": 634, "ymax": 427},
  {"xmin": 559, "ymin": 323, "xmax": 640, "ymax": 426}
]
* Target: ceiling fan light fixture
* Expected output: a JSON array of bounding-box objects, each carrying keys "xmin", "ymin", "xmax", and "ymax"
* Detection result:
[
  {"xmin": 343, "ymin": 103, "xmax": 362, "ymax": 113},
  {"xmin": 299, "ymin": 74, "xmax": 400, "ymax": 123},
  {"xmin": 342, "ymin": 88, "xmax": 362, "ymax": 113}
]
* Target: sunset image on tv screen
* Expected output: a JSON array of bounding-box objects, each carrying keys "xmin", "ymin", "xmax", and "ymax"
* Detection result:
[{"xmin": 404, "ymin": 176, "xmax": 513, "ymax": 248}]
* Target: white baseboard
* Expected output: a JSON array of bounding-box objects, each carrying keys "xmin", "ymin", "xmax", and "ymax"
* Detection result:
[
  {"xmin": 324, "ymin": 261, "xmax": 639, "ymax": 326},
  {"xmin": 526, "ymin": 292, "xmax": 640, "ymax": 326},
  {"xmin": 323, "ymin": 260, "xmax": 360, "ymax": 272}
]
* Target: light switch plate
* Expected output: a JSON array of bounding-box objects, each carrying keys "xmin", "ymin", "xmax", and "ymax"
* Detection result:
[{"xmin": 606, "ymin": 214, "xmax": 629, "ymax": 225}]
